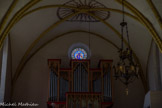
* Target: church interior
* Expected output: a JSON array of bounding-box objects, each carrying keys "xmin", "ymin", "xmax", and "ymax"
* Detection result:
[{"xmin": 0, "ymin": 0, "xmax": 162, "ymax": 108}]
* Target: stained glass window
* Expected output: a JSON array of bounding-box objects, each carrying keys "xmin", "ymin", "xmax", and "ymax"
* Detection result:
[{"xmin": 71, "ymin": 48, "xmax": 87, "ymax": 60}]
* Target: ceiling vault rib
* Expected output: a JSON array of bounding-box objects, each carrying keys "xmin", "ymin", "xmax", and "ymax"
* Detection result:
[
  {"xmin": 13, "ymin": 10, "xmax": 122, "ymax": 85},
  {"xmin": 146, "ymin": 39, "xmax": 153, "ymax": 85},
  {"xmin": 13, "ymin": 30, "xmax": 119, "ymax": 89},
  {"xmin": 0, "ymin": 0, "xmax": 42, "ymax": 50},
  {"xmin": 0, "ymin": 4, "xmax": 144, "ymax": 51},
  {"xmin": 1, "ymin": 3, "xmax": 153, "ymax": 52},
  {"xmin": 86, "ymin": 12, "xmax": 148, "ymax": 92},
  {"xmin": 12, "ymin": 11, "xmax": 81, "ymax": 86},
  {"xmin": 0, "ymin": 0, "xmax": 19, "ymax": 35},
  {"xmin": 115, "ymin": 0, "xmax": 162, "ymax": 53},
  {"xmin": 18, "ymin": 5, "xmax": 140, "ymax": 24},
  {"xmin": 146, "ymin": 0, "xmax": 162, "ymax": 29},
  {"xmin": 0, "ymin": 0, "xmax": 155, "ymax": 93},
  {"xmin": 15, "ymin": 5, "xmax": 80, "ymax": 25},
  {"xmin": 13, "ymin": 10, "xmax": 147, "ymax": 94}
]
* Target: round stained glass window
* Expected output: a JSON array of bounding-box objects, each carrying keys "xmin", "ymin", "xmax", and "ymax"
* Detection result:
[{"xmin": 71, "ymin": 48, "xmax": 87, "ymax": 59}]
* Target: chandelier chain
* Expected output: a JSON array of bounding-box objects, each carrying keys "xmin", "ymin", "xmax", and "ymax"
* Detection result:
[
  {"xmin": 126, "ymin": 24, "xmax": 130, "ymax": 49},
  {"xmin": 121, "ymin": 25, "xmax": 124, "ymax": 51},
  {"xmin": 113, "ymin": 0, "xmax": 139, "ymax": 94},
  {"xmin": 122, "ymin": 0, "xmax": 125, "ymax": 22}
]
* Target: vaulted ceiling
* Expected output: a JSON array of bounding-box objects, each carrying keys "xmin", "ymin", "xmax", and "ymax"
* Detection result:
[{"xmin": 0, "ymin": 0, "xmax": 162, "ymax": 91}]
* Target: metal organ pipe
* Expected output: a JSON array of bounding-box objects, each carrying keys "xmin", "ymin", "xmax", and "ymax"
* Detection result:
[
  {"xmin": 76, "ymin": 68, "xmax": 77, "ymax": 92},
  {"xmin": 106, "ymin": 72, "xmax": 108, "ymax": 97},
  {"xmin": 50, "ymin": 70, "xmax": 54, "ymax": 101},
  {"xmin": 86, "ymin": 70, "xmax": 88, "ymax": 92},
  {"xmin": 80, "ymin": 64, "xmax": 82, "ymax": 92},
  {"xmin": 75, "ymin": 69, "xmax": 77, "ymax": 92},
  {"xmin": 81, "ymin": 66, "xmax": 82, "ymax": 92},
  {"xmin": 74, "ymin": 69, "xmax": 75, "ymax": 92},
  {"xmin": 108, "ymin": 69, "xmax": 110, "ymax": 97},
  {"xmin": 110, "ymin": 71, "xmax": 112, "ymax": 97},
  {"xmin": 73, "ymin": 63, "xmax": 89, "ymax": 92},
  {"xmin": 84, "ymin": 69, "xmax": 85, "ymax": 92},
  {"xmin": 86, "ymin": 69, "xmax": 87, "ymax": 92},
  {"xmin": 78, "ymin": 65, "xmax": 79, "ymax": 92},
  {"xmin": 77, "ymin": 65, "xmax": 79, "ymax": 92},
  {"xmin": 74, "ymin": 68, "xmax": 77, "ymax": 92},
  {"xmin": 77, "ymin": 67, "xmax": 78, "ymax": 92},
  {"xmin": 54, "ymin": 73, "xmax": 57, "ymax": 101},
  {"xmin": 108, "ymin": 72, "xmax": 110, "ymax": 97},
  {"xmin": 79, "ymin": 63, "xmax": 81, "ymax": 92},
  {"xmin": 104, "ymin": 73, "xmax": 106, "ymax": 98},
  {"xmin": 75, "ymin": 68, "xmax": 77, "ymax": 92},
  {"xmin": 50, "ymin": 71, "xmax": 52, "ymax": 101},
  {"xmin": 53, "ymin": 72, "xmax": 55, "ymax": 101},
  {"xmin": 78, "ymin": 64, "xmax": 81, "ymax": 92},
  {"xmin": 52, "ymin": 71, "xmax": 54, "ymax": 101},
  {"xmin": 79, "ymin": 64, "xmax": 80, "ymax": 92},
  {"xmin": 104, "ymin": 74, "xmax": 106, "ymax": 98},
  {"xmin": 82, "ymin": 69, "xmax": 84, "ymax": 92},
  {"xmin": 106, "ymin": 71, "xmax": 108, "ymax": 97},
  {"xmin": 52, "ymin": 72, "xmax": 54, "ymax": 101}
]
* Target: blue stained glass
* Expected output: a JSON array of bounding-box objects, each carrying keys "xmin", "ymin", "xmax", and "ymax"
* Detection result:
[{"xmin": 71, "ymin": 48, "xmax": 87, "ymax": 59}]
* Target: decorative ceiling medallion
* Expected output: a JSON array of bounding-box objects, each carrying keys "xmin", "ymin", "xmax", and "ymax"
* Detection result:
[{"xmin": 57, "ymin": 0, "xmax": 110, "ymax": 22}]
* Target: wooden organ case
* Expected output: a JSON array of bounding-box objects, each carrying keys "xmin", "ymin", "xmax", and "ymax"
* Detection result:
[{"xmin": 47, "ymin": 59, "xmax": 113, "ymax": 108}]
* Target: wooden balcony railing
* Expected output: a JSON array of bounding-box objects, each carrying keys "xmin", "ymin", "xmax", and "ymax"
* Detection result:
[{"xmin": 66, "ymin": 92, "xmax": 101, "ymax": 108}]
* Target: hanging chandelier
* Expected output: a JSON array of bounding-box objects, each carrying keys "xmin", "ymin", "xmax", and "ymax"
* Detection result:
[{"xmin": 113, "ymin": 0, "xmax": 139, "ymax": 95}]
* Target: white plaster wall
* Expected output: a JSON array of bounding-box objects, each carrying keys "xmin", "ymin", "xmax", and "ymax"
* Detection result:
[
  {"xmin": 160, "ymin": 51, "xmax": 162, "ymax": 86},
  {"xmin": 148, "ymin": 42, "xmax": 157, "ymax": 90},
  {"xmin": 4, "ymin": 36, "xmax": 12, "ymax": 102},
  {"xmin": 0, "ymin": 45, "xmax": 2, "ymax": 81},
  {"xmin": 9, "ymin": 3, "xmax": 153, "ymax": 79},
  {"xmin": 144, "ymin": 91, "xmax": 162, "ymax": 108},
  {"xmin": 12, "ymin": 32, "xmax": 145, "ymax": 108},
  {"xmin": 148, "ymin": 42, "xmax": 162, "ymax": 91},
  {"xmin": 150, "ymin": 91, "xmax": 162, "ymax": 108},
  {"xmin": 0, "ymin": 37, "xmax": 9, "ymax": 102}
]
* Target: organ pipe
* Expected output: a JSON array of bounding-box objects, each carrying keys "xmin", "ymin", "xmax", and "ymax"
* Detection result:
[{"xmin": 48, "ymin": 59, "xmax": 113, "ymax": 108}]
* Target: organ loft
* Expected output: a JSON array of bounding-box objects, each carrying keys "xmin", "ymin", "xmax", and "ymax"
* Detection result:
[{"xmin": 47, "ymin": 59, "xmax": 113, "ymax": 108}]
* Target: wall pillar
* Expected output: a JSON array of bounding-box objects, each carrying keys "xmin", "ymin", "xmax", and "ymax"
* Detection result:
[
  {"xmin": 0, "ymin": 37, "xmax": 9, "ymax": 102},
  {"xmin": 148, "ymin": 42, "xmax": 162, "ymax": 90}
]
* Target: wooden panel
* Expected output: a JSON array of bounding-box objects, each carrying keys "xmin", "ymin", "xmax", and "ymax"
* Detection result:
[{"xmin": 47, "ymin": 59, "xmax": 113, "ymax": 108}]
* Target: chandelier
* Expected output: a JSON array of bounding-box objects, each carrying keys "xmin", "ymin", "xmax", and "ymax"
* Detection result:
[{"xmin": 113, "ymin": 0, "xmax": 139, "ymax": 95}]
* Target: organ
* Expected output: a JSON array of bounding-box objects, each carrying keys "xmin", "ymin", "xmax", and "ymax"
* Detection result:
[{"xmin": 47, "ymin": 59, "xmax": 113, "ymax": 108}]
